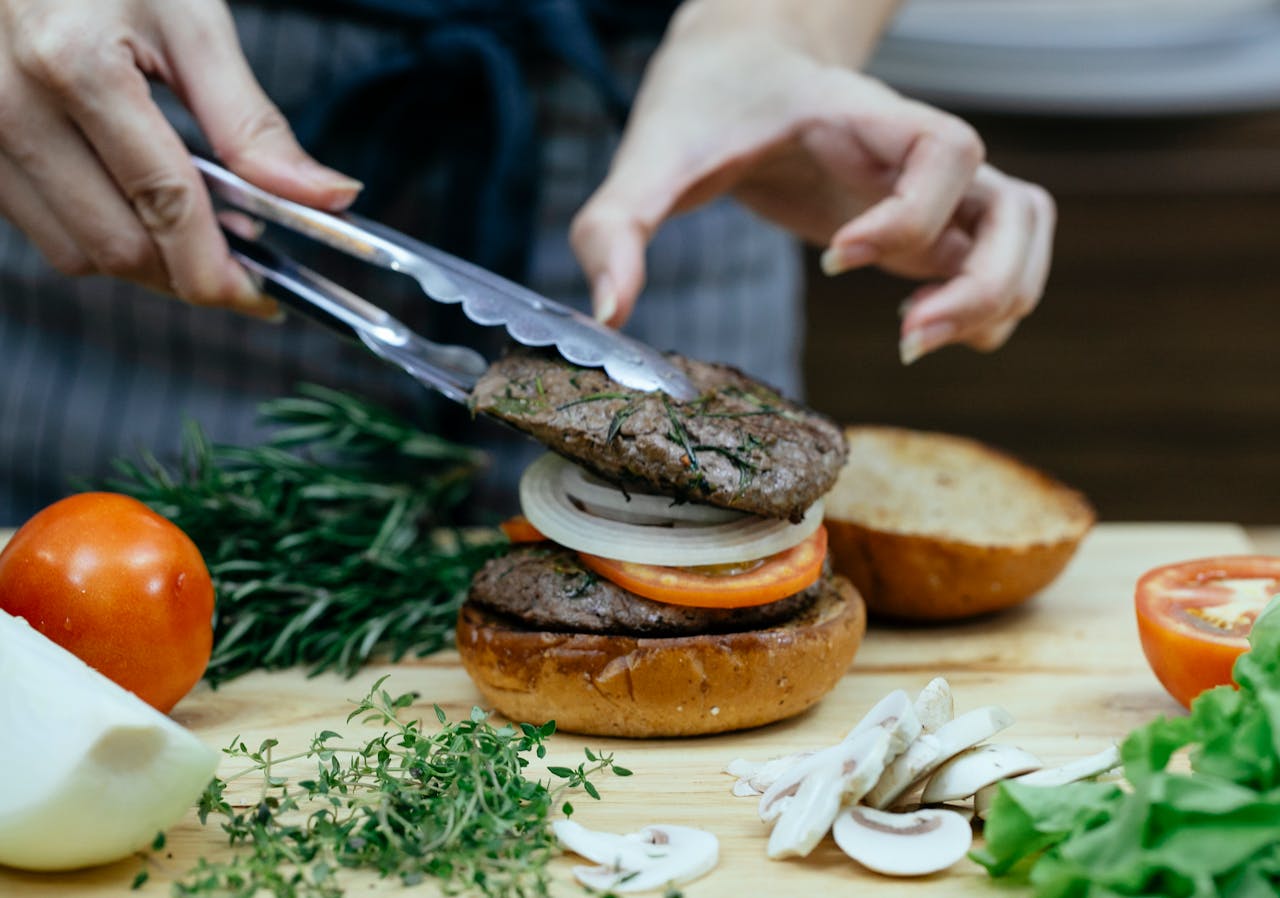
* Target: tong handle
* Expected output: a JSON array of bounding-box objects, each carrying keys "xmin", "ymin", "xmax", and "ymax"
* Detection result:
[
  {"xmin": 223, "ymin": 230, "xmax": 483, "ymax": 404},
  {"xmin": 224, "ymin": 230, "xmax": 382, "ymax": 337},
  {"xmin": 195, "ymin": 157, "xmax": 418, "ymax": 277}
]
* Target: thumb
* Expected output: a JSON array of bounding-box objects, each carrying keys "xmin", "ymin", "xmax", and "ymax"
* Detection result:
[
  {"xmin": 570, "ymin": 190, "xmax": 650, "ymax": 329},
  {"xmin": 159, "ymin": 3, "xmax": 362, "ymax": 211}
]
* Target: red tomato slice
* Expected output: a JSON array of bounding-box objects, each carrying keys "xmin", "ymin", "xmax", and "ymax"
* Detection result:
[
  {"xmin": 500, "ymin": 515, "xmax": 548, "ymax": 543},
  {"xmin": 1135, "ymin": 555, "xmax": 1280, "ymax": 709},
  {"xmin": 578, "ymin": 526, "xmax": 827, "ymax": 609}
]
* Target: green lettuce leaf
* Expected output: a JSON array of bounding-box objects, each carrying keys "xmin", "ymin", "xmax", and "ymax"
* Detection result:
[{"xmin": 973, "ymin": 596, "xmax": 1280, "ymax": 897}]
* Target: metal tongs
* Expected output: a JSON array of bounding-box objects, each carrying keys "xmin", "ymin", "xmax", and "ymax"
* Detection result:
[{"xmin": 195, "ymin": 157, "xmax": 697, "ymax": 403}]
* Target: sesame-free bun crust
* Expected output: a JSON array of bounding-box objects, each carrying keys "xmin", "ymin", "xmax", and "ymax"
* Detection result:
[
  {"xmin": 825, "ymin": 426, "xmax": 1094, "ymax": 621},
  {"xmin": 455, "ymin": 575, "xmax": 866, "ymax": 738}
]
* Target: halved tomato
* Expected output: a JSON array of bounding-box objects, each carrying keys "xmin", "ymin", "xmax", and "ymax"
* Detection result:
[
  {"xmin": 578, "ymin": 526, "xmax": 827, "ymax": 609},
  {"xmin": 1136, "ymin": 555, "xmax": 1280, "ymax": 709}
]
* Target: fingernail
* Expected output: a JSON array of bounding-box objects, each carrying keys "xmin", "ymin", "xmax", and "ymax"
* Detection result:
[
  {"xmin": 593, "ymin": 275, "xmax": 617, "ymax": 324},
  {"xmin": 301, "ymin": 161, "xmax": 363, "ymax": 211},
  {"xmin": 225, "ymin": 260, "xmax": 278, "ymax": 319},
  {"xmin": 899, "ymin": 322, "xmax": 956, "ymax": 365},
  {"xmin": 820, "ymin": 242, "xmax": 877, "ymax": 276}
]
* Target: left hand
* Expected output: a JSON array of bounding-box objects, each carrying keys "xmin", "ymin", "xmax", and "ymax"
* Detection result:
[{"xmin": 571, "ymin": 14, "xmax": 1054, "ymax": 363}]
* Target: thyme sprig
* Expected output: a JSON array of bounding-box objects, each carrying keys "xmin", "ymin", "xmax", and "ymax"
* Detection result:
[
  {"xmin": 175, "ymin": 678, "xmax": 632, "ymax": 898},
  {"xmin": 107, "ymin": 384, "xmax": 504, "ymax": 685}
]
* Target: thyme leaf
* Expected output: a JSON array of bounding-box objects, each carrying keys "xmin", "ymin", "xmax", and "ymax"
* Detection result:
[{"xmin": 174, "ymin": 678, "xmax": 632, "ymax": 898}]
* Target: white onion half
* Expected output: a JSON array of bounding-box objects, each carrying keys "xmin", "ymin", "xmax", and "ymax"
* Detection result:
[
  {"xmin": 0, "ymin": 611, "xmax": 219, "ymax": 871},
  {"xmin": 519, "ymin": 452, "xmax": 822, "ymax": 566}
]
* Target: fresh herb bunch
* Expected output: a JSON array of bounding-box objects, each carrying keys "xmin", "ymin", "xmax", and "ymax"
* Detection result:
[
  {"xmin": 108, "ymin": 384, "xmax": 505, "ymax": 685},
  {"xmin": 974, "ymin": 597, "xmax": 1280, "ymax": 896},
  {"xmin": 175, "ymin": 677, "xmax": 632, "ymax": 898}
]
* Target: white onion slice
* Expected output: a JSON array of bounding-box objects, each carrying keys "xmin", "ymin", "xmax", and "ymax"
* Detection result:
[
  {"xmin": 519, "ymin": 452, "xmax": 822, "ymax": 566},
  {"xmin": 558, "ymin": 460, "xmax": 746, "ymax": 525}
]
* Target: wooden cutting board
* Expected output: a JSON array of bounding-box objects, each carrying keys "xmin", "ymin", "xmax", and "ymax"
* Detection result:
[{"xmin": 0, "ymin": 522, "xmax": 1255, "ymax": 896}]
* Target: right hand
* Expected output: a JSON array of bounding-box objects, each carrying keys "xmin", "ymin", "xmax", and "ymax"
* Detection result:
[{"xmin": 0, "ymin": 0, "xmax": 361, "ymax": 316}]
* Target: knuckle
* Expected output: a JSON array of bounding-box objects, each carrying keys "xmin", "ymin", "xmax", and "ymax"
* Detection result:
[
  {"xmin": 1026, "ymin": 182, "xmax": 1057, "ymax": 227},
  {"xmin": 45, "ymin": 245, "xmax": 94, "ymax": 277},
  {"xmin": 568, "ymin": 209, "xmax": 595, "ymax": 252},
  {"xmin": 933, "ymin": 116, "xmax": 986, "ymax": 168},
  {"xmin": 216, "ymin": 103, "xmax": 293, "ymax": 161},
  {"xmin": 130, "ymin": 177, "xmax": 197, "ymax": 236},
  {"xmin": 91, "ymin": 232, "xmax": 156, "ymax": 279},
  {"xmin": 965, "ymin": 279, "xmax": 1007, "ymax": 318},
  {"xmin": 886, "ymin": 213, "xmax": 934, "ymax": 251},
  {"xmin": 14, "ymin": 23, "xmax": 96, "ymax": 94}
]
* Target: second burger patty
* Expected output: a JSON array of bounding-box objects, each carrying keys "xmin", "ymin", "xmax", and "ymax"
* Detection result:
[
  {"xmin": 469, "ymin": 348, "xmax": 847, "ymax": 523},
  {"xmin": 469, "ymin": 545, "xmax": 820, "ymax": 637}
]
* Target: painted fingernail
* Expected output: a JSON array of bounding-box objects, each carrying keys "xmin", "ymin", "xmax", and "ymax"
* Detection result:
[
  {"xmin": 593, "ymin": 275, "xmax": 617, "ymax": 324},
  {"xmin": 899, "ymin": 322, "xmax": 956, "ymax": 365},
  {"xmin": 820, "ymin": 243, "xmax": 877, "ymax": 276}
]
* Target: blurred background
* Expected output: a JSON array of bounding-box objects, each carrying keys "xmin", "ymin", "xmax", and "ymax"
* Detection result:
[{"xmin": 803, "ymin": 0, "xmax": 1280, "ymax": 523}]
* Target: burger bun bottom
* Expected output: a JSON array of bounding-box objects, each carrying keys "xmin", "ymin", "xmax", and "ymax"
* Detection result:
[{"xmin": 455, "ymin": 575, "xmax": 866, "ymax": 738}]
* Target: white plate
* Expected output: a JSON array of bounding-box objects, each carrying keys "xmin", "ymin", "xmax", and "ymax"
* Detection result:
[{"xmin": 869, "ymin": 0, "xmax": 1280, "ymax": 115}]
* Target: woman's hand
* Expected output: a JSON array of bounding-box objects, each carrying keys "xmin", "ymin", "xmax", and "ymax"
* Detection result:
[
  {"xmin": 0, "ymin": 0, "xmax": 360, "ymax": 316},
  {"xmin": 572, "ymin": 0, "xmax": 1054, "ymax": 363}
]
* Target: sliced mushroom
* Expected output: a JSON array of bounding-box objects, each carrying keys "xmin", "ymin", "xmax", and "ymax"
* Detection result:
[
  {"xmin": 725, "ymin": 751, "xmax": 811, "ymax": 797},
  {"xmin": 921, "ymin": 743, "xmax": 1042, "ymax": 804},
  {"xmin": 761, "ymin": 698, "xmax": 921, "ymax": 823},
  {"xmin": 973, "ymin": 744, "xmax": 1121, "ymax": 820},
  {"xmin": 913, "ymin": 677, "xmax": 954, "ymax": 733},
  {"xmin": 729, "ymin": 689, "xmax": 922, "ymax": 800},
  {"xmin": 845, "ymin": 688, "xmax": 923, "ymax": 757},
  {"xmin": 553, "ymin": 820, "xmax": 719, "ymax": 893},
  {"xmin": 864, "ymin": 705, "xmax": 1015, "ymax": 809},
  {"xmin": 765, "ymin": 728, "xmax": 893, "ymax": 859},
  {"xmin": 832, "ymin": 805, "xmax": 973, "ymax": 877}
]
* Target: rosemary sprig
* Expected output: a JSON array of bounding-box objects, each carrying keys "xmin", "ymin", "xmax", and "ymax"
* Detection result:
[
  {"xmin": 107, "ymin": 384, "xmax": 505, "ymax": 685},
  {"xmin": 175, "ymin": 677, "xmax": 632, "ymax": 898}
]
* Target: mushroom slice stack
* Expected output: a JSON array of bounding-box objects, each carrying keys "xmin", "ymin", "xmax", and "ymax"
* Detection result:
[
  {"xmin": 553, "ymin": 820, "xmax": 719, "ymax": 893},
  {"xmin": 724, "ymin": 688, "xmax": 920, "ymax": 799},
  {"xmin": 757, "ymin": 689, "xmax": 924, "ymax": 858},
  {"xmin": 972, "ymin": 744, "xmax": 1122, "ymax": 820},
  {"xmin": 921, "ymin": 743, "xmax": 1043, "ymax": 804},
  {"xmin": 863, "ymin": 705, "xmax": 1015, "ymax": 809},
  {"xmin": 722, "ymin": 678, "xmax": 1122, "ymax": 881}
]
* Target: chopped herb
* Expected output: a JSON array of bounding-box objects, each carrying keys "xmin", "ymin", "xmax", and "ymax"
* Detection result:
[
  {"xmin": 662, "ymin": 397, "xmax": 698, "ymax": 471},
  {"xmin": 556, "ymin": 391, "xmax": 630, "ymax": 411},
  {"xmin": 606, "ymin": 399, "xmax": 641, "ymax": 443},
  {"xmin": 692, "ymin": 444, "xmax": 760, "ymax": 494}
]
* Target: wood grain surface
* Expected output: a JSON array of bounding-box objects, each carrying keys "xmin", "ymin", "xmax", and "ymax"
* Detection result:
[{"xmin": 0, "ymin": 523, "xmax": 1257, "ymax": 896}]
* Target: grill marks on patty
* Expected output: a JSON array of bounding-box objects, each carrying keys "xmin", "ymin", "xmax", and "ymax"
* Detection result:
[
  {"xmin": 469, "ymin": 349, "xmax": 847, "ymax": 523},
  {"xmin": 468, "ymin": 545, "xmax": 822, "ymax": 637}
]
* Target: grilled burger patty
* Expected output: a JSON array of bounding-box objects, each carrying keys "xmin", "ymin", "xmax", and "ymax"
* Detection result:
[
  {"xmin": 469, "ymin": 348, "xmax": 847, "ymax": 522},
  {"xmin": 467, "ymin": 544, "xmax": 821, "ymax": 637}
]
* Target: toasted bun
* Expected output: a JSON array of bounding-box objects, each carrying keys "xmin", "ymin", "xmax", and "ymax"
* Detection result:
[
  {"xmin": 455, "ymin": 576, "xmax": 866, "ymax": 738},
  {"xmin": 824, "ymin": 426, "xmax": 1094, "ymax": 621}
]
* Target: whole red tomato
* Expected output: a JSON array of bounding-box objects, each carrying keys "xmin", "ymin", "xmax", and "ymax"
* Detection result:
[{"xmin": 0, "ymin": 492, "xmax": 214, "ymax": 712}]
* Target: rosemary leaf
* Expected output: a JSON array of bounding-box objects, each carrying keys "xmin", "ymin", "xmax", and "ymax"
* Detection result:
[{"xmin": 107, "ymin": 384, "xmax": 504, "ymax": 686}]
